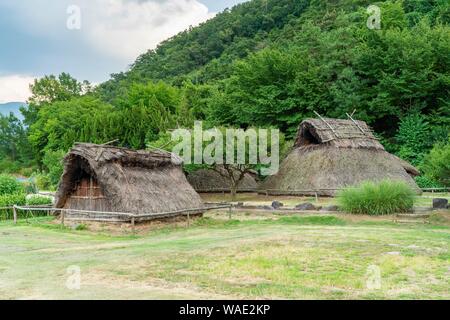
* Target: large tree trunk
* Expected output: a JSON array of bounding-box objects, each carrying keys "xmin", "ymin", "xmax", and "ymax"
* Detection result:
[{"xmin": 230, "ymin": 183, "xmax": 238, "ymax": 201}]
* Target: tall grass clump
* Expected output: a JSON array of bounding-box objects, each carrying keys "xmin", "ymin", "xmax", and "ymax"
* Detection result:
[
  {"xmin": 0, "ymin": 174, "xmax": 24, "ymax": 195},
  {"xmin": 337, "ymin": 180, "xmax": 416, "ymax": 215}
]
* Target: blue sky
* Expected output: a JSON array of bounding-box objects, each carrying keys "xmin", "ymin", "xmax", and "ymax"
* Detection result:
[{"xmin": 0, "ymin": 0, "xmax": 247, "ymax": 103}]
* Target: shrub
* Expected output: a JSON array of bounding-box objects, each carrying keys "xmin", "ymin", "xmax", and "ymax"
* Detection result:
[
  {"xmin": 22, "ymin": 180, "xmax": 39, "ymax": 194},
  {"xmin": 415, "ymin": 176, "xmax": 442, "ymax": 189},
  {"xmin": 0, "ymin": 174, "xmax": 24, "ymax": 195},
  {"xmin": 337, "ymin": 180, "xmax": 416, "ymax": 215},
  {"xmin": 0, "ymin": 158, "xmax": 21, "ymax": 173},
  {"xmin": 0, "ymin": 193, "xmax": 27, "ymax": 220},
  {"xmin": 26, "ymin": 195, "xmax": 53, "ymax": 206},
  {"xmin": 32, "ymin": 172, "xmax": 54, "ymax": 191},
  {"xmin": 0, "ymin": 194, "xmax": 53, "ymax": 220},
  {"xmin": 421, "ymin": 139, "xmax": 450, "ymax": 187}
]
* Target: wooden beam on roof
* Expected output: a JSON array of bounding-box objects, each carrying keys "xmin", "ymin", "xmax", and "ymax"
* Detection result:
[
  {"xmin": 346, "ymin": 113, "xmax": 366, "ymax": 135},
  {"xmin": 313, "ymin": 111, "xmax": 339, "ymax": 138}
]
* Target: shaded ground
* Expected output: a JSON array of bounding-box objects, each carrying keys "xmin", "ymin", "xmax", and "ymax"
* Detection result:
[{"xmin": 0, "ymin": 212, "xmax": 449, "ymax": 300}]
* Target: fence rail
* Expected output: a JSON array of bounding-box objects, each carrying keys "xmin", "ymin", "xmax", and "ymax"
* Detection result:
[
  {"xmin": 8, "ymin": 204, "xmax": 233, "ymax": 231},
  {"xmin": 1, "ymin": 186, "xmax": 448, "ymax": 226}
]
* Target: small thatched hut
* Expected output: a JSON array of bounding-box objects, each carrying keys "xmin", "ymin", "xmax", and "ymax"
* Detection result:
[
  {"xmin": 260, "ymin": 118, "xmax": 421, "ymax": 196},
  {"xmin": 55, "ymin": 143, "xmax": 204, "ymax": 221},
  {"xmin": 187, "ymin": 167, "xmax": 258, "ymax": 193}
]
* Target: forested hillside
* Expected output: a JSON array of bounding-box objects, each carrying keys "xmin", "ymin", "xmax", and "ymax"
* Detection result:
[{"xmin": 1, "ymin": 0, "xmax": 449, "ymax": 189}]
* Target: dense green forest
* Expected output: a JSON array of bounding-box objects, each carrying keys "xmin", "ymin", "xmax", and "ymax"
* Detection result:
[{"xmin": 0, "ymin": 0, "xmax": 449, "ymax": 189}]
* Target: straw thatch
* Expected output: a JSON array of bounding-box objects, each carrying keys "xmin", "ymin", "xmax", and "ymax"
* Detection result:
[
  {"xmin": 261, "ymin": 118, "xmax": 421, "ymax": 196},
  {"xmin": 187, "ymin": 167, "xmax": 258, "ymax": 193},
  {"xmin": 55, "ymin": 143, "xmax": 204, "ymax": 218}
]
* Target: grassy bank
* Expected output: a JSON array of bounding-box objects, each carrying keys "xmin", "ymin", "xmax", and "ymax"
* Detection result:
[{"xmin": 0, "ymin": 213, "xmax": 449, "ymax": 300}]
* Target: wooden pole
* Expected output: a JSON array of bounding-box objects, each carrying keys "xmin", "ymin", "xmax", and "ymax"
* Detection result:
[
  {"xmin": 315, "ymin": 192, "xmax": 319, "ymax": 203},
  {"xmin": 187, "ymin": 212, "xmax": 190, "ymax": 228},
  {"xmin": 61, "ymin": 210, "xmax": 65, "ymax": 226},
  {"xmin": 13, "ymin": 206, "xmax": 17, "ymax": 225},
  {"xmin": 228, "ymin": 205, "xmax": 232, "ymax": 220}
]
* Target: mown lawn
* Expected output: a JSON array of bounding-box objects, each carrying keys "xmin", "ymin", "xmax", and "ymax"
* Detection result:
[{"xmin": 0, "ymin": 214, "xmax": 449, "ymax": 300}]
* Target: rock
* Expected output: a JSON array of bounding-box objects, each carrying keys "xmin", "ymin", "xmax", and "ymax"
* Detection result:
[
  {"xmin": 321, "ymin": 205, "xmax": 340, "ymax": 212},
  {"xmin": 433, "ymin": 198, "xmax": 448, "ymax": 209},
  {"xmin": 271, "ymin": 201, "xmax": 284, "ymax": 209},
  {"xmin": 295, "ymin": 203, "xmax": 317, "ymax": 211}
]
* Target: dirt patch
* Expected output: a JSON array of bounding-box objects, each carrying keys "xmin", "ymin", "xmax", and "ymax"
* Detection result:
[{"xmin": 428, "ymin": 210, "xmax": 450, "ymax": 226}]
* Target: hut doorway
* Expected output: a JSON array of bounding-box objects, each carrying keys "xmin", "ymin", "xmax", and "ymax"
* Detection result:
[
  {"xmin": 303, "ymin": 129, "xmax": 319, "ymax": 145},
  {"xmin": 65, "ymin": 173, "xmax": 109, "ymax": 212},
  {"xmin": 298, "ymin": 128, "xmax": 320, "ymax": 147}
]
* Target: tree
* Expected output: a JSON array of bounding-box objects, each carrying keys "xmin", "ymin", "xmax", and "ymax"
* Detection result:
[
  {"xmin": 27, "ymin": 96, "xmax": 115, "ymax": 161},
  {"xmin": 0, "ymin": 113, "xmax": 31, "ymax": 164},
  {"xmin": 22, "ymin": 73, "xmax": 91, "ymax": 126},
  {"xmin": 395, "ymin": 114, "xmax": 430, "ymax": 165},
  {"xmin": 422, "ymin": 139, "xmax": 450, "ymax": 187},
  {"xmin": 151, "ymin": 125, "xmax": 285, "ymax": 200},
  {"xmin": 42, "ymin": 149, "xmax": 66, "ymax": 187}
]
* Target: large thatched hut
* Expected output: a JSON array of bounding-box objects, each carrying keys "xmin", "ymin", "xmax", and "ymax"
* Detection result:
[
  {"xmin": 187, "ymin": 166, "xmax": 258, "ymax": 193},
  {"xmin": 260, "ymin": 118, "xmax": 421, "ymax": 196},
  {"xmin": 55, "ymin": 143, "xmax": 204, "ymax": 221}
]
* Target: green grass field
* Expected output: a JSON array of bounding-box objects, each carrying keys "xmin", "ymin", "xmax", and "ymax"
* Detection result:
[{"xmin": 0, "ymin": 211, "xmax": 449, "ymax": 300}]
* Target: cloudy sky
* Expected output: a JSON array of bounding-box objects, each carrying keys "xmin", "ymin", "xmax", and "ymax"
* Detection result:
[{"xmin": 0, "ymin": 0, "xmax": 247, "ymax": 103}]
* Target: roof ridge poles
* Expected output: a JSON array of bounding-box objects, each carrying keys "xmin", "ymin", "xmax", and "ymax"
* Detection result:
[
  {"xmin": 313, "ymin": 111, "xmax": 339, "ymax": 138},
  {"xmin": 346, "ymin": 112, "xmax": 366, "ymax": 135}
]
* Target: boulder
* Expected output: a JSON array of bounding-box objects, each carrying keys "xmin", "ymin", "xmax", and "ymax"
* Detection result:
[
  {"xmin": 295, "ymin": 203, "xmax": 317, "ymax": 211},
  {"xmin": 272, "ymin": 201, "xmax": 284, "ymax": 209},
  {"xmin": 321, "ymin": 205, "xmax": 340, "ymax": 212},
  {"xmin": 433, "ymin": 198, "xmax": 448, "ymax": 209}
]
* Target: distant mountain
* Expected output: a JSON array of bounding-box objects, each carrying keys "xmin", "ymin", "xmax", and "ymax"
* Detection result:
[{"xmin": 0, "ymin": 102, "xmax": 26, "ymax": 120}]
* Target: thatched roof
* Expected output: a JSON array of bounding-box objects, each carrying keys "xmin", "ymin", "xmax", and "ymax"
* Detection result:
[
  {"xmin": 187, "ymin": 167, "xmax": 258, "ymax": 193},
  {"xmin": 295, "ymin": 118, "xmax": 384, "ymax": 150},
  {"xmin": 261, "ymin": 118, "xmax": 421, "ymax": 196},
  {"xmin": 55, "ymin": 143, "xmax": 204, "ymax": 215}
]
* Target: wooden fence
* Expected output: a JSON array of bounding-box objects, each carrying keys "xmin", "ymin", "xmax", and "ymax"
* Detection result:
[{"xmin": 8, "ymin": 204, "xmax": 233, "ymax": 232}]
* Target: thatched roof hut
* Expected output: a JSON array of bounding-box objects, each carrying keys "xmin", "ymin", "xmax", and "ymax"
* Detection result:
[
  {"xmin": 260, "ymin": 118, "xmax": 421, "ymax": 196},
  {"xmin": 187, "ymin": 167, "xmax": 258, "ymax": 193},
  {"xmin": 55, "ymin": 143, "xmax": 204, "ymax": 220}
]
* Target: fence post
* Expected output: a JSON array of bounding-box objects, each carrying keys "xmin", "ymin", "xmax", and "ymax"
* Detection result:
[
  {"xmin": 228, "ymin": 205, "xmax": 233, "ymax": 220},
  {"xmin": 61, "ymin": 210, "xmax": 65, "ymax": 226},
  {"xmin": 13, "ymin": 206, "xmax": 17, "ymax": 225},
  {"xmin": 187, "ymin": 212, "xmax": 190, "ymax": 228},
  {"xmin": 315, "ymin": 191, "xmax": 319, "ymax": 203}
]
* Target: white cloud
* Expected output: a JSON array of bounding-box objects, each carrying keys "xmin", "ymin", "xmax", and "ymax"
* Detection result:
[
  {"xmin": 0, "ymin": 75, "xmax": 34, "ymax": 103},
  {"xmin": 3, "ymin": 0, "xmax": 214, "ymax": 62},
  {"xmin": 84, "ymin": 0, "xmax": 215, "ymax": 61}
]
